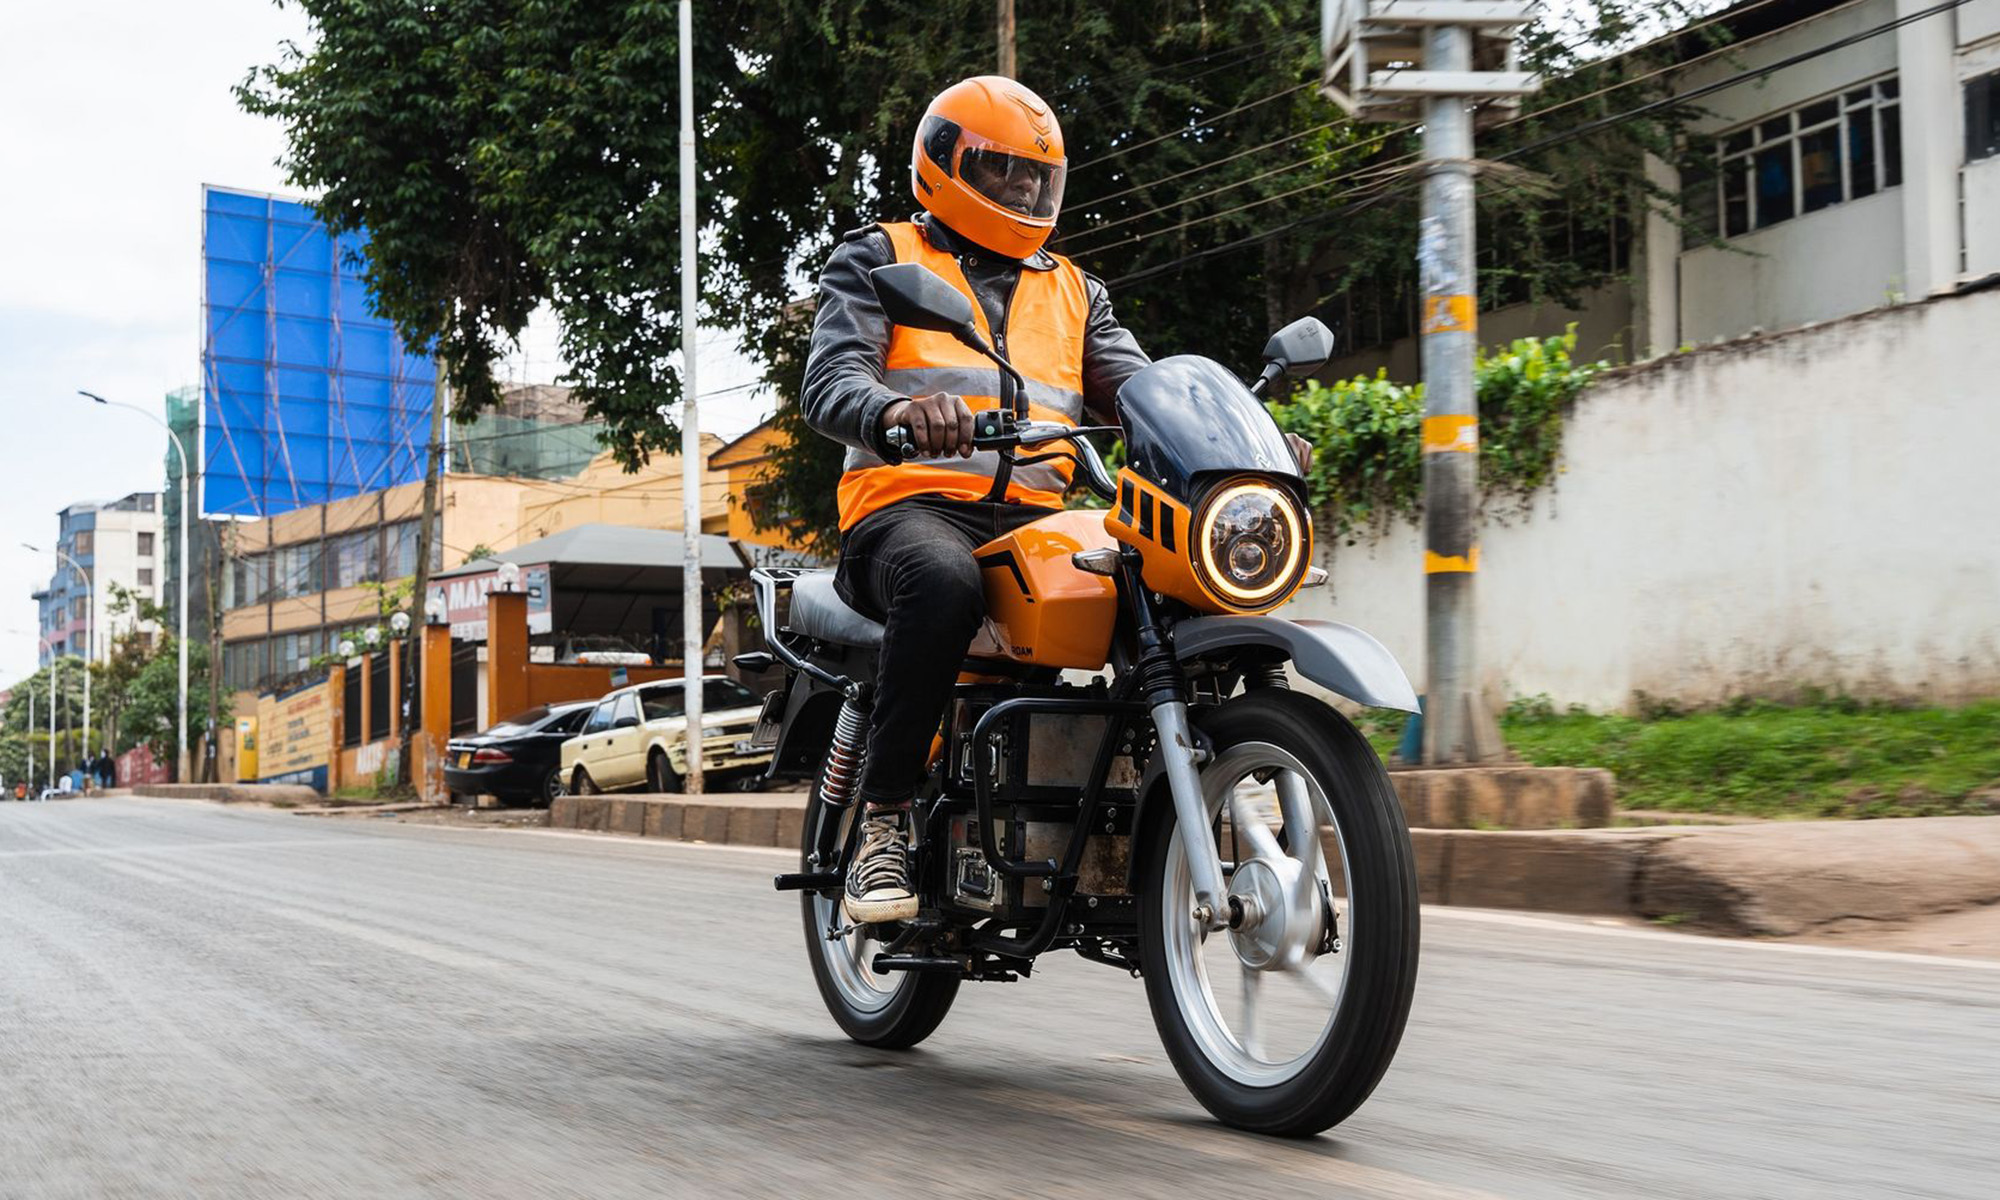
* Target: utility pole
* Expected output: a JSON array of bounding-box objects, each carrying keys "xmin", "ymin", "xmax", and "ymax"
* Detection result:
[
  {"xmin": 206, "ymin": 521, "xmax": 225, "ymax": 782},
  {"xmin": 678, "ymin": 0, "xmax": 705, "ymax": 796},
  {"xmin": 997, "ymin": 0, "xmax": 1017, "ymax": 77},
  {"xmin": 1320, "ymin": 0, "xmax": 1536, "ymax": 764},
  {"xmin": 401, "ymin": 373, "xmax": 447, "ymax": 788}
]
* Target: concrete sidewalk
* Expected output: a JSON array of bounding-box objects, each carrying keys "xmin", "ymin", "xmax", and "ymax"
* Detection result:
[{"xmin": 547, "ymin": 792, "xmax": 2000, "ymax": 938}]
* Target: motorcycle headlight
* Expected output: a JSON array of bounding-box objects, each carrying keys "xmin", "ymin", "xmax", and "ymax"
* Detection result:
[{"xmin": 1192, "ymin": 480, "xmax": 1308, "ymax": 610}]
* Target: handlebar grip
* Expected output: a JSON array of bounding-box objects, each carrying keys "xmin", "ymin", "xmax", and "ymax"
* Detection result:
[{"xmin": 883, "ymin": 425, "xmax": 920, "ymax": 460}]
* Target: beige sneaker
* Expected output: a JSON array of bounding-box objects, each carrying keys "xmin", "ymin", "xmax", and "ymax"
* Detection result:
[{"xmin": 843, "ymin": 811, "xmax": 917, "ymax": 924}]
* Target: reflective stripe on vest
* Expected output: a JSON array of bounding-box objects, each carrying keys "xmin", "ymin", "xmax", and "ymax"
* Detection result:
[{"xmin": 836, "ymin": 221, "xmax": 1090, "ymax": 530}]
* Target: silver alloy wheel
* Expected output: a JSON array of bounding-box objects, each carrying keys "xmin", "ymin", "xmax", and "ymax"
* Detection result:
[
  {"xmin": 810, "ymin": 806, "xmax": 908, "ymax": 1015},
  {"xmin": 1158, "ymin": 741, "xmax": 1354, "ymax": 1087}
]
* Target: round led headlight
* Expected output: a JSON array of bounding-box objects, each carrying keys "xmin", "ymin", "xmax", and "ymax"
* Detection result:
[{"xmin": 1193, "ymin": 480, "xmax": 1308, "ymax": 610}]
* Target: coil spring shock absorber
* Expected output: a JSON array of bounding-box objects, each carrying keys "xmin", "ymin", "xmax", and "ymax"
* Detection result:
[
  {"xmin": 817, "ymin": 694, "xmax": 871, "ymax": 810},
  {"xmin": 1243, "ymin": 660, "xmax": 1290, "ymax": 690}
]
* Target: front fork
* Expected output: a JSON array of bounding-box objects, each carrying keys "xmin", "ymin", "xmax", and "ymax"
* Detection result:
[
  {"xmin": 1151, "ymin": 698, "xmax": 1230, "ymax": 931},
  {"xmin": 1123, "ymin": 555, "xmax": 1232, "ymax": 933}
]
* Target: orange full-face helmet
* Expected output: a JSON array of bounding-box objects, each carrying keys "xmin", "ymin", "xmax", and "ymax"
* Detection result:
[{"xmin": 911, "ymin": 76, "xmax": 1067, "ymax": 260}]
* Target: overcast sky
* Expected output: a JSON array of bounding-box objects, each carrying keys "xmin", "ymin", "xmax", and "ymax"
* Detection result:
[{"xmin": 0, "ymin": 1, "xmax": 772, "ymax": 690}]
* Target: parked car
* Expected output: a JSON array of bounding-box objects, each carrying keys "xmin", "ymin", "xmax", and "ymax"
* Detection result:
[
  {"xmin": 549, "ymin": 634, "xmax": 652, "ymax": 666},
  {"xmin": 444, "ymin": 701, "xmax": 595, "ymax": 805},
  {"xmin": 560, "ymin": 676, "xmax": 772, "ymax": 794}
]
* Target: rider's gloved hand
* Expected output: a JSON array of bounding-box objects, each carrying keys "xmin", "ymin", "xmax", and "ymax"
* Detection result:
[
  {"xmin": 1286, "ymin": 432, "xmax": 1313, "ymax": 475},
  {"xmin": 882, "ymin": 393, "xmax": 975, "ymax": 459}
]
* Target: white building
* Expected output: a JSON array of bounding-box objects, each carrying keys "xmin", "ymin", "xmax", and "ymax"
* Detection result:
[
  {"xmin": 1295, "ymin": 0, "xmax": 2000, "ymax": 709},
  {"xmin": 1328, "ymin": 0, "xmax": 2000, "ymax": 376},
  {"xmin": 32, "ymin": 492, "xmax": 165, "ymax": 668}
]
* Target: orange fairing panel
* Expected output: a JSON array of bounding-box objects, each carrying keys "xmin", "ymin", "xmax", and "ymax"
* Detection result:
[
  {"xmin": 972, "ymin": 509, "xmax": 1119, "ymax": 669},
  {"xmin": 1105, "ymin": 468, "xmax": 1219, "ymax": 613}
]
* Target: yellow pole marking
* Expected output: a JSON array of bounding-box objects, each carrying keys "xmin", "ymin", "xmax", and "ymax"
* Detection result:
[
  {"xmin": 1425, "ymin": 548, "xmax": 1480, "ymax": 574},
  {"xmin": 1421, "ymin": 414, "xmax": 1479, "ymax": 453},
  {"xmin": 1420, "ymin": 293, "xmax": 1477, "ymax": 334}
]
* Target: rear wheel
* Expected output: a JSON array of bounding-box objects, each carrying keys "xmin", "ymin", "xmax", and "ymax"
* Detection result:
[
  {"xmin": 571, "ymin": 767, "xmax": 600, "ymax": 796},
  {"xmin": 1137, "ymin": 688, "xmax": 1419, "ymax": 1136},
  {"xmin": 800, "ymin": 784, "xmax": 957, "ymax": 1048}
]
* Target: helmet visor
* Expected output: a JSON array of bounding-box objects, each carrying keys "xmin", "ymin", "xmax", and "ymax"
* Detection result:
[{"xmin": 957, "ymin": 138, "xmax": 1066, "ymax": 222}]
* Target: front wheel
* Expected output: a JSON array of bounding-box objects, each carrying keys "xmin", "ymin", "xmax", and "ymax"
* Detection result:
[
  {"xmin": 1138, "ymin": 688, "xmax": 1420, "ymax": 1136},
  {"xmin": 799, "ymin": 785, "xmax": 957, "ymax": 1048},
  {"xmin": 646, "ymin": 749, "xmax": 684, "ymax": 794}
]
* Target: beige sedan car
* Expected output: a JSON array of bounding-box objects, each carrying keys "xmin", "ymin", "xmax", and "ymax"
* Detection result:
[{"xmin": 559, "ymin": 675, "xmax": 772, "ymax": 794}]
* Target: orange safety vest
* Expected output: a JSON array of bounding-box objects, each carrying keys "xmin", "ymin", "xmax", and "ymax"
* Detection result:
[{"xmin": 835, "ymin": 221, "xmax": 1091, "ymax": 530}]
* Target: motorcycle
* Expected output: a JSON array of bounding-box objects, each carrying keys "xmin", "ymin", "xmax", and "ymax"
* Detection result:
[{"xmin": 746, "ymin": 261, "xmax": 1421, "ymax": 1137}]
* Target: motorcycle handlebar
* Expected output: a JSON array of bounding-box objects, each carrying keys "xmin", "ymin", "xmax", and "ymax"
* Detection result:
[{"xmin": 885, "ymin": 419, "xmax": 1117, "ymax": 460}]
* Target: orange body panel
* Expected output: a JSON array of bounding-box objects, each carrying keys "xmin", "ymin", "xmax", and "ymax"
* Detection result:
[
  {"xmin": 1104, "ymin": 468, "xmax": 1224, "ymax": 613},
  {"xmin": 1105, "ymin": 468, "xmax": 1313, "ymax": 615},
  {"xmin": 971, "ymin": 509, "xmax": 1119, "ymax": 669}
]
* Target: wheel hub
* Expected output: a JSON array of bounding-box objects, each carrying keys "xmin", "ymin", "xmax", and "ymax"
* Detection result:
[{"xmin": 1227, "ymin": 856, "xmax": 1295, "ymax": 969}]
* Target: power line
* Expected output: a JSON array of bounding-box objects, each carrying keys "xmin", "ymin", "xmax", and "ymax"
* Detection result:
[
  {"xmin": 1063, "ymin": 124, "xmax": 1416, "ymax": 251},
  {"xmin": 1490, "ymin": 0, "xmax": 1875, "ymax": 139},
  {"xmin": 1104, "ymin": 0, "xmax": 1966, "ymax": 291},
  {"xmin": 1074, "ymin": 81, "xmax": 1314, "ymax": 170},
  {"xmin": 1493, "ymin": 0, "xmax": 1967, "ymax": 164},
  {"xmin": 1044, "ymin": 23, "xmax": 1312, "ymax": 101},
  {"xmin": 1074, "ymin": 151, "xmax": 1420, "ymax": 260}
]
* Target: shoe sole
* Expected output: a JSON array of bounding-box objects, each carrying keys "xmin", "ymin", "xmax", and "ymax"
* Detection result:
[{"xmin": 844, "ymin": 893, "xmax": 919, "ymax": 924}]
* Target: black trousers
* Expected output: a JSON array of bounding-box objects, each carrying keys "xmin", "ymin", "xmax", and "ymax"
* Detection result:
[{"xmin": 834, "ymin": 496, "xmax": 1052, "ymax": 803}]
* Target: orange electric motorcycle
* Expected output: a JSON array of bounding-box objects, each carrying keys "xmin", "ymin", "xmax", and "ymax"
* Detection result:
[{"xmin": 750, "ymin": 262, "xmax": 1420, "ymax": 1136}]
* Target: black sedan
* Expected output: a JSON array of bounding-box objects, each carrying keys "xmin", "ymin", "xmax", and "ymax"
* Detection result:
[{"xmin": 443, "ymin": 701, "xmax": 594, "ymax": 805}]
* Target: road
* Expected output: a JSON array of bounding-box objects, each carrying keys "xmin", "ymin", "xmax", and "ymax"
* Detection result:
[{"xmin": 1, "ymin": 799, "xmax": 1994, "ymax": 1199}]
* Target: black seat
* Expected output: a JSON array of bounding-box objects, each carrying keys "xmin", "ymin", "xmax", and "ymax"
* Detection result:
[{"xmin": 788, "ymin": 571, "xmax": 885, "ymax": 649}]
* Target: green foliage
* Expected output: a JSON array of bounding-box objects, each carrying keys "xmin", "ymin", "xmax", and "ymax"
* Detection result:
[
  {"xmin": 1269, "ymin": 330, "xmax": 1603, "ymax": 541},
  {"xmin": 243, "ymin": 2, "xmax": 1702, "ymax": 550},
  {"xmin": 120, "ymin": 639, "xmax": 221, "ymax": 766},
  {"xmin": 1502, "ymin": 699, "xmax": 2000, "ymax": 819}
]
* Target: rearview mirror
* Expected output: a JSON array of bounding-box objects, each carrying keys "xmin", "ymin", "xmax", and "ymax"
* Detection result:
[
  {"xmin": 870, "ymin": 263, "xmax": 976, "ymax": 335},
  {"xmin": 1261, "ymin": 317, "xmax": 1336, "ymax": 378},
  {"xmin": 614, "ymin": 716, "xmax": 639, "ymax": 729}
]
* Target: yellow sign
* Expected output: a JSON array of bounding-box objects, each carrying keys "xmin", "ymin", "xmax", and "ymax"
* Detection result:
[
  {"xmin": 235, "ymin": 717, "xmax": 259, "ymax": 782},
  {"xmin": 255, "ymin": 680, "xmax": 331, "ymax": 791}
]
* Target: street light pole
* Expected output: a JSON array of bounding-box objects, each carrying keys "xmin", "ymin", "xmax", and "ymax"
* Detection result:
[
  {"xmin": 29, "ymin": 543, "xmax": 92, "ymax": 763},
  {"xmin": 676, "ymin": 0, "xmax": 705, "ymax": 796},
  {"xmin": 81, "ymin": 390, "xmax": 190, "ymax": 781}
]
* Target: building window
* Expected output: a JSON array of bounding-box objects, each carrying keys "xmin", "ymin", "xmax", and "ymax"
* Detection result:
[
  {"xmin": 226, "ymin": 552, "xmax": 273, "ymax": 609},
  {"xmin": 73, "ymin": 530, "xmax": 93, "ymax": 556},
  {"xmin": 271, "ymin": 542, "xmax": 325, "ymax": 599},
  {"xmin": 137, "ymin": 532, "xmax": 155, "ymax": 557},
  {"xmin": 330, "ymin": 529, "xmax": 383, "ymax": 590},
  {"xmin": 1970, "ymin": 70, "xmax": 2000, "ymax": 162},
  {"xmin": 1711, "ymin": 78, "xmax": 1901, "ymax": 237},
  {"xmin": 138, "ymin": 568, "xmax": 154, "ymax": 587}
]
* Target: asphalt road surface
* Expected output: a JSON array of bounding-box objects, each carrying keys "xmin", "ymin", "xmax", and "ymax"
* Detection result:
[{"xmin": 3, "ymin": 799, "xmax": 1995, "ymax": 1199}]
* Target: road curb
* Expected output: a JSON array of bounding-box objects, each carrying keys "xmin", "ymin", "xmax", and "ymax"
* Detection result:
[{"xmin": 543, "ymin": 794, "xmax": 2000, "ymax": 933}]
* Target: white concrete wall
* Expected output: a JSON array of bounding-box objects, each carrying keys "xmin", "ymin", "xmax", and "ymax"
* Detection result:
[
  {"xmin": 1289, "ymin": 286, "xmax": 2000, "ymax": 711},
  {"xmin": 1679, "ymin": 190, "xmax": 1907, "ymax": 342},
  {"xmin": 1968, "ymin": 157, "xmax": 2000, "ymax": 278}
]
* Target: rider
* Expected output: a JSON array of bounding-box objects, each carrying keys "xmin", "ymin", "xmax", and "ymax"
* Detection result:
[{"xmin": 800, "ymin": 76, "xmax": 1152, "ymax": 923}]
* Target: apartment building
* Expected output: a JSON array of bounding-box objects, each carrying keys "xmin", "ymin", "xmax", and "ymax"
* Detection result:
[{"xmin": 32, "ymin": 492, "xmax": 164, "ymax": 666}]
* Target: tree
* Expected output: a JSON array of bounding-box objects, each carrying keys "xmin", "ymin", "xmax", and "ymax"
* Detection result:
[{"xmin": 244, "ymin": 1, "xmax": 1717, "ymax": 551}]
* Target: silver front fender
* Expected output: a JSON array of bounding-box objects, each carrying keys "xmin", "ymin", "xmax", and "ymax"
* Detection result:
[{"xmin": 1174, "ymin": 616, "xmax": 1420, "ymax": 712}]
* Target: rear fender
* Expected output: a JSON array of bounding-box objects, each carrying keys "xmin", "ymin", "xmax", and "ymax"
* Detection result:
[
  {"xmin": 1174, "ymin": 616, "xmax": 1418, "ymax": 713},
  {"xmin": 768, "ymin": 668, "xmax": 847, "ymax": 780}
]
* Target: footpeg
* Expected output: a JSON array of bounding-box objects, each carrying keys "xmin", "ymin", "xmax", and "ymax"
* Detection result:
[
  {"xmin": 774, "ymin": 871, "xmax": 841, "ymax": 893},
  {"xmin": 871, "ymin": 954, "xmax": 962, "ymax": 976}
]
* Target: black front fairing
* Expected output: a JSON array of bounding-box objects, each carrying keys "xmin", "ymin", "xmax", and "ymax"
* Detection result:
[{"xmin": 1116, "ymin": 355, "xmax": 1304, "ymax": 502}]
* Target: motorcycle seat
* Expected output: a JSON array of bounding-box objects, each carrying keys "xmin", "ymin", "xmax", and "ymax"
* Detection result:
[{"xmin": 788, "ymin": 570, "xmax": 886, "ymax": 649}]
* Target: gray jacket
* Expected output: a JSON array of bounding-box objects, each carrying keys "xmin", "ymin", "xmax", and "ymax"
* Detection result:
[{"xmin": 800, "ymin": 214, "xmax": 1151, "ymax": 476}]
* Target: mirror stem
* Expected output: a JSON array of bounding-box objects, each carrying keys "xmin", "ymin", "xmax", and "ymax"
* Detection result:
[{"xmin": 1248, "ymin": 361, "xmax": 1286, "ymax": 400}]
